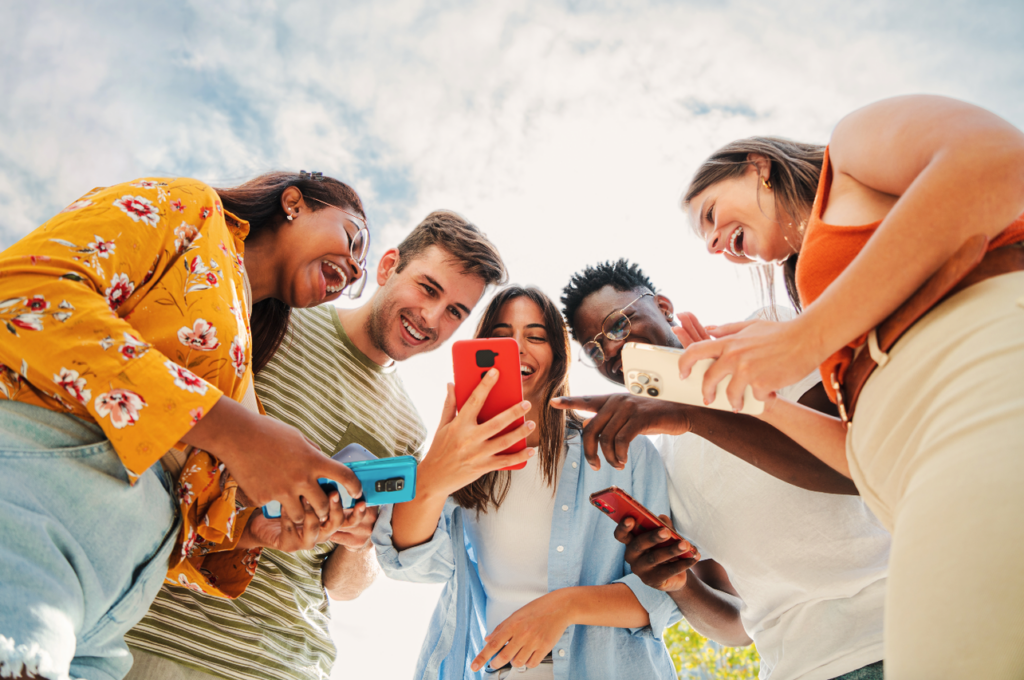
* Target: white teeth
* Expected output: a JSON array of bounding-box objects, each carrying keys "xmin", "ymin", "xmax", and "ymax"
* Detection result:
[
  {"xmin": 729, "ymin": 227, "xmax": 744, "ymax": 257},
  {"xmin": 520, "ymin": 366, "xmax": 534, "ymax": 376},
  {"xmin": 323, "ymin": 260, "xmax": 347, "ymax": 294},
  {"xmin": 402, "ymin": 317, "xmax": 426, "ymax": 341}
]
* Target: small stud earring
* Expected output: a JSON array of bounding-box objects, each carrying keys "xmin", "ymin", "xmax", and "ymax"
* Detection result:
[{"xmin": 286, "ymin": 209, "xmax": 295, "ymax": 222}]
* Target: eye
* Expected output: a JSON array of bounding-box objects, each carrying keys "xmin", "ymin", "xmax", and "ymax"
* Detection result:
[
  {"xmin": 447, "ymin": 306, "xmax": 462, "ymax": 320},
  {"xmin": 706, "ymin": 204, "xmax": 715, "ymax": 227},
  {"xmin": 528, "ymin": 335, "xmax": 548, "ymax": 344},
  {"xmin": 421, "ymin": 283, "xmax": 437, "ymax": 298}
]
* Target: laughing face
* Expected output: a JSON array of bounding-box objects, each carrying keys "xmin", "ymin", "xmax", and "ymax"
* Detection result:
[
  {"xmin": 367, "ymin": 245, "xmax": 486, "ymax": 361},
  {"xmin": 571, "ymin": 285, "xmax": 681, "ymax": 385},
  {"xmin": 688, "ymin": 161, "xmax": 796, "ymax": 265},
  {"xmin": 278, "ymin": 200, "xmax": 365, "ymax": 307},
  {"xmin": 487, "ymin": 296, "xmax": 553, "ymax": 404}
]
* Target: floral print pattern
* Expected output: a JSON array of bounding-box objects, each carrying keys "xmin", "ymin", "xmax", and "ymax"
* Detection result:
[{"xmin": 0, "ymin": 177, "xmax": 258, "ymax": 598}]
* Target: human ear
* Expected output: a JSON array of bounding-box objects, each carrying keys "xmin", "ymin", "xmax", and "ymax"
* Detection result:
[
  {"xmin": 745, "ymin": 153, "xmax": 772, "ymax": 178},
  {"xmin": 376, "ymin": 248, "xmax": 400, "ymax": 286},
  {"xmin": 280, "ymin": 186, "xmax": 304, "ymax": 219},
  {"xmin": 654, "ymin": 294, "xmax": 676, "ymax": 324}
]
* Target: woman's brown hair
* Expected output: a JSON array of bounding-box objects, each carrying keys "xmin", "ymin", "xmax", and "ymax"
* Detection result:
[
  {"xmin": 683, "ymin": 137, "xmax": 825, "ymax": 311},
  {"xmin": 214, "ymin": 172, "xmax": 364, "ymax": 373},
  {"xmin": 452, "ymin": 285, "xmax": 582, "ymax": 514}
]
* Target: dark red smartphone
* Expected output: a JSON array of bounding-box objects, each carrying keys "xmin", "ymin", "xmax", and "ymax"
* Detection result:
[
  {"xmin": 590, "ymin": 486, "xmax": 696, "ymax": 558},
  {"xmin": 452, "ymin": 337, "xmax": 527, "ymax": 471}
]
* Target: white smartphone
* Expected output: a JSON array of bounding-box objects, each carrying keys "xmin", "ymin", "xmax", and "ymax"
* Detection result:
[{"xmin": 621, "ymin": 342, "xmax": 764, "ymax": 416}]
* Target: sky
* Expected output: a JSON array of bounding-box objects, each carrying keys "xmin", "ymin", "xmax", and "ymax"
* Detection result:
[{"xmin": 3, "ymin": 1, "xmax": 1024, "ymax": 677}]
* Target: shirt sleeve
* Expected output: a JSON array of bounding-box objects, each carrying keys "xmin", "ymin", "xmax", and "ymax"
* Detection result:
[
  {"xmin": 614, "ymin": 436, "xmax": 683, "ymax": 639},
  {"xmin": 0, "ymin": 183, "xmax": 228, "ymax": 482},
  {"xmin": 372, "ymin": 500, "xmax": 459, "ymax": 584}
]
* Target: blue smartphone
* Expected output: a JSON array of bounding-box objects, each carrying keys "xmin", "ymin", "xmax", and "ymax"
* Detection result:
[{"xmin": 262, "ymin": 444, "xmax": 418, "ymax": 518}]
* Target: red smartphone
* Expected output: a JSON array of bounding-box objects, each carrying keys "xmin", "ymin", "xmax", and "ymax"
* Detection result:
[
  {"xmin": 590, "ymin": 486, "xmax": 696, "ymax": 559},
  {"xmin": 452, "ymin": 337, "xmax": 527, "ymax": 471}
]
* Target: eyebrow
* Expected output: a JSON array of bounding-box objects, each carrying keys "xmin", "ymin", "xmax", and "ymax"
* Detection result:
[
  {"xmin": 425, "ymin": 274, "xmax": 472, "ymax": 315},
  {"xmin": 492, "ymin": 323, "xmax": 547, "ymax": 330}
]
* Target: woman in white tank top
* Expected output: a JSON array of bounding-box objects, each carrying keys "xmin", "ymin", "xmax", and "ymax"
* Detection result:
[{"xmin": 375, "ymin": 286, "xmax": 685, "ymax": 680}]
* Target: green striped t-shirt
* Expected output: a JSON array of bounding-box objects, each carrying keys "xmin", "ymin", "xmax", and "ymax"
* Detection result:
[{"xmin": 126, "ymin": 304, "xmax": 427, "ymax": 680}]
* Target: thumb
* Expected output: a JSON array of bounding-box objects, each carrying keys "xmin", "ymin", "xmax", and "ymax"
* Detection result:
[{"xmin": 317, "ymin": 457, "xmax": 363, "ymax": 499}]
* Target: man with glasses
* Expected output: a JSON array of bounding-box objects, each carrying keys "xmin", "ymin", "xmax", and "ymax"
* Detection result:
[
  {"xmin": 555, "ymin": 259, "xmax": 889, "ymax": 680},
  {"xmin": 125, "ymin": 210, "xmax": 507, "ymax": 680}
]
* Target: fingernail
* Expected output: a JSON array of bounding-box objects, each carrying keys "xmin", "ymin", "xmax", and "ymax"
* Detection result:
[
  {"xmin": 658, "ymin": 530, "xmax": 669, "ymax": 539},
  {"xmin": 488, "ymin": 368, "xmax": 498, "ymax": 378},
  {"xmin": 703, "ymin": 397, "xmax": 710, "ymax": 405},
  {"xmin": 590, "ymin": 464, "xmax": 599, "ymax": 471},
  {"xmin": 521, "ymin": 400, "xmax": 531, "ymax": 410},
  {"xmin": 551, "ymin": 397, "xmax": 562, "ymax": 403},
  {"xmin": 526, "ymin": 420, "xmax": 536, "ymax": 431}
]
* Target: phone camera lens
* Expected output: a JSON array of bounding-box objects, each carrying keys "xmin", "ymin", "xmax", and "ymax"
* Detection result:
[
  {"xmin": 646, "ymin": 387, "xmax": 660, "ymax": 397},
  {"xmin": 395, "ymin": 479, "xmax": 404, "ymax": 490},
  {"xmin": 375, "ymin": 480, "xmax": 385, "ymax": 493},
  {"xmin": 475, "ymin": 349, "xmax": 499, "ymax": 367},
  {"xmin": 629, "ymin": 383, "xmax": 642, "ymax": 394}
]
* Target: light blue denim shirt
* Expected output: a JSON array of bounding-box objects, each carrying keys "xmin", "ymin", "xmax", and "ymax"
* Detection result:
[{"xmin": 373, "ymin": 433, "xmax": 680, "ymax": 680}]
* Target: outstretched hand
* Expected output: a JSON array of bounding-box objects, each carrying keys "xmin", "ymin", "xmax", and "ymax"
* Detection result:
[
  {"xmin": 244, "ymin": 491, "xmax": 354, "ymax": 553},
  {"xmin": 551, "ymin": 394, "xmax": 692, "ymax": 470},
  {"xmin": 677, "ymin": 316, "xmax": 822, "ymax": 412}
]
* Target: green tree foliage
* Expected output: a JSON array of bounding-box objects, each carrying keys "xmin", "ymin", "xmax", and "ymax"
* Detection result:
[{"xmin": 665, "ymin": 620, "xmax": 760, "ymax": 679}]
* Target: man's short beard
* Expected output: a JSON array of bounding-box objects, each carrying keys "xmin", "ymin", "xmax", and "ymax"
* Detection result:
[{"xmin": 367, "ymin": 293, "xmax": 396, "ymax": 360}]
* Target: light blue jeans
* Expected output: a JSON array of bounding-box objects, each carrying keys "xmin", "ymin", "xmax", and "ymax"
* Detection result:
[{"xmin": 0, "ymin": 401, "xmax": 179, "ymax": 680}]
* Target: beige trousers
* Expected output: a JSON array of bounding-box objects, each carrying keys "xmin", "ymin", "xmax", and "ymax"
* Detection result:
[{"xmin": 849, "ymin": 271, "xmax": 1024, "ymax": 679}]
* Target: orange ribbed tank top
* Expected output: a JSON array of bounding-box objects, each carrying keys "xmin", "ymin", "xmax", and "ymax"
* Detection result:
[{"xmin": 795, "ymin": 146, "xmax": 1024, "ymax": 403}]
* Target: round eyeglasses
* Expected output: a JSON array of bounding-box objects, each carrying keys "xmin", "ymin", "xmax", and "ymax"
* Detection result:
[{"xmin": 579, "ymin": 292, "xmax": 653, "ymax": 368}]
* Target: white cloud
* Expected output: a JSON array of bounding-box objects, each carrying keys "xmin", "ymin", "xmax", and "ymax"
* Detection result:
[{"xmin": 2, "ymin": 1, "xmax": 1023, "ymax": 677}]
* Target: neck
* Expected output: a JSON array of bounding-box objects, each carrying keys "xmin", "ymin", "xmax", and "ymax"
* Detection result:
[
  {"xmin": 523, "ymin": 387, "xmax": 544, "ymax": 448},
  {"xmin": 337, "ymin": 298, "xmax": 393, "ymax": 367},
  {"xmin": 242, "ymin": 232, "xmax": 279, "ymax": 303}
]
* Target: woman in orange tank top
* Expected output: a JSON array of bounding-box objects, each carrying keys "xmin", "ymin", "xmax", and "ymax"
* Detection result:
[{"xmin": 678, "ymin": 95, "xmax": 1024, "ymax": 679}]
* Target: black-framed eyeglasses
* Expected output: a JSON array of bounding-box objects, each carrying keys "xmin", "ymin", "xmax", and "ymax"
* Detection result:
[
  {"xmin": 579, "ymin": 292, "xmax": 653, "ymax": 368},
  {"xmin": 306, "ymin": 196, "xmax": 371, "ymax": 298}
]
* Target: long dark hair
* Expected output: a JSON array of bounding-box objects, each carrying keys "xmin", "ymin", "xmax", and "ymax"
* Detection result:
[
  {"xmin": 214, "ymin": 172, "xmax": 364, "ymax": 373},
  {"xmin": 683, "ymin": 137, "xmax": 825, "ymax": 311},
  {"xmin": 453, "ymin": 286, "xmax": 583, "ymax": 514}
]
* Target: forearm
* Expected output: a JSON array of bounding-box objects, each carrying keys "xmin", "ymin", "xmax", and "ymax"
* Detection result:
[
  {"xmin": 669, "ymin": 576, "xmax": 751, "ymax": 647},
  {"xmin": 806, "ymin": 100, "xmax": 1024, "ymax": 357},
  {"xmin": 323, "ymin": 543, "xmax": 379, "ymax": 601},
  {"xmin": 686, "ymin": 407, "xmax": 857, "ymax": 494},
  {"xmin": 758, "ymin": 398, "xmax": 850, "ymax": 477},
  {"xmin": 557, "ymin": 583, "xmax": 650, "ymax": 629},
  {"xmin": 389, "ymin": 460, "xmax": 449, "ymax": 550}
]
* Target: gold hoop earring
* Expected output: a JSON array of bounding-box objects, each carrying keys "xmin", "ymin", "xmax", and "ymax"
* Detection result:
[{"xmin": 762, "ymin": 177, "xmax": 772, "ymax": 190}]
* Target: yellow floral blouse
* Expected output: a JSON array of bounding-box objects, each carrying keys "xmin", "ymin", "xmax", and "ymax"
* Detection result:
[{"xmin": 0, "ymin": 178, "xmax": 263, "ymax": 598}]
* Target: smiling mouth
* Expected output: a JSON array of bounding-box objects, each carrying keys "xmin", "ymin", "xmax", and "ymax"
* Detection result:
[
  {"xmin": 401, "ymin": 315, "xmax": 430, "ymax": 342},
  {"xmin": 520, "ymin": 365, "xmax": 535, "ymax": 379},
  {"xmin": 321, "ymin": 260, "xmax": 348, "ymax": 294},
  {"xmin": 728, "ymin": 227, "xmax": 746, "ymax": 258}
]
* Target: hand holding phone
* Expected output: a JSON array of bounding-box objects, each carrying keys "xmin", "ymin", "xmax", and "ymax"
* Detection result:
[
  {"xmin": 452, "ymin": 338, "xmax": 528, "ymax": 471},
  {"xmin": 262, "ymin": 444, "xmax": 418, "ymax": 519},
  {"xmin": 622, "ymin": 342, "xmax": 764, "ymax": 415},
  {"xmin": 590, "ymin": 486, "xmax": 697, "ymax": 560}
]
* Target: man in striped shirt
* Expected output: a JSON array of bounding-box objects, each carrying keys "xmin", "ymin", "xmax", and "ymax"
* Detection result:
[{"xmin": 125, "ymin": 210, "xmax": 508, "ymax": 680}]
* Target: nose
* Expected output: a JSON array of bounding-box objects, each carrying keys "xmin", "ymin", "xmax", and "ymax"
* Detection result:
[
  {"xmin": 705, "ymin": 228, "xmax": 723, "ymax": 254},
  {"xmin": 345, "ymin": 254, "xmax": 363, "ymax": 282}
]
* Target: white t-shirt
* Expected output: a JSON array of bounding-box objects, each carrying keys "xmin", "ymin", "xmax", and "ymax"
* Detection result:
[
  {"xmin": 659, "ymin": 371, "xmax": 890, "ymax": 680},
  {"xmin": 464, "ymin": 453, "xmax": 558, "ymax": 634}
]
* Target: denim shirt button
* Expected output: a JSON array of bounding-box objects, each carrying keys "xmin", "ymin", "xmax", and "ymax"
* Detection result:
[
  {"xmin": 561, "ymin": 504, "xmax": 568, "ymax": 511},
  {"xmin": 556, "ymin": 545, "xmax": 564, "ymax": 552},
  {"xmin": 558, "ymin": 649, "xmax": 566, "ymax": 657},
  {"xmin": 571, "ymin": 462, "xmax": 577, "ymax": 468}
]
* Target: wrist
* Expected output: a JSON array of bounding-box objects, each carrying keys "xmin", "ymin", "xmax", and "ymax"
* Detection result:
[{"xmin": 416, "ymin": 457, "xmax": 456, "ymax": 502}]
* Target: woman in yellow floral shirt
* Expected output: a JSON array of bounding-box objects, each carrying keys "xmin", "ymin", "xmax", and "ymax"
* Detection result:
[{"xmin": 0, "ymin": 171, "xmax": 369, "ymax": 680}]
